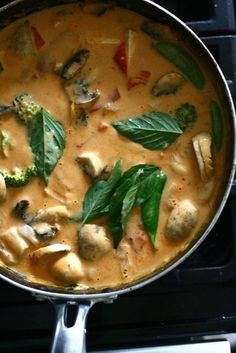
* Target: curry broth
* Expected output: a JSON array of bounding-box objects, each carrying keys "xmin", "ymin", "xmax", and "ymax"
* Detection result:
[{"xmin": 0, "ymin": 2, "xmax": 228, "ymax": 290}]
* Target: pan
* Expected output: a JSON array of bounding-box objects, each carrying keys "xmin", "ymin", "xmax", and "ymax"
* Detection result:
[{"xmin": 0, "ymin": 1, "xmax": 235, "ymax": 352}]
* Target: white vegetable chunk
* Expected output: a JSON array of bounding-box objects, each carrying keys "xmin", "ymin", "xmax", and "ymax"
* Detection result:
[
  {"xmin": 34, "ymin": 205, "xmax": 69, "ymax": 223},
  {"xmin": 0, "ymin": 227, "xmax": 29, "ymax": 256},
  {"xmin": 31, "ymin": 243, "xmax": 71, "ymax": 261},
  {"xmin": 79, "ymin": 224, "xmax": 112, "ymax": 261},
  {"xmin": 166, "ymin": 200, "xmax": 198, "ymax": 241},
  {"xmin": 77, "ymin": 152, "xmax": 106, "ymax": 178},
  {"xmin": 51, "ymin": 252, "xmax": 84, "ymax": 284},
  {"xmin": 192, "ymin": 132, "xmax": 214, "ymax": 182},
  {"xmin": 0, "ymin": 174, "xmax": 6, "ymax": 203},
  {"xmin": 18, "ymin": 224, "xmax": 39, "ymax": 245}
]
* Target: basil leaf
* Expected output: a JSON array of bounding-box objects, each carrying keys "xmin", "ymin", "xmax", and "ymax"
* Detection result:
[
  {"xmin": 82, "ymin": 159, "xmax": 122, "ymax": 223},
  {"xmin": 108, "ymin": 178, "xmax": 135, "ymax": 248},
  {"xmin": 112, "ymin": 112, "xmax": 182, "ymax": 150},
  {"xmin": 121, "ymin": 184, "xmax": 138, "ymax": 232},
  {"xmin": 210, "ymin": 100, "xmax": 223, "ymax": 151},
  {"xmin": 121, "ymin": 164, "xmax": 158, "ymax": 182},
  {"xmin": 153, "ymin": 41, "xmax": 205, "ymax": 90},
  {"xmin": 135, "ymin": 170, "xmax": 162, "ymax": 206},
  {"xmin": 141, "ymin": 173, "xmax": 167, "ymax": 248},
  {"xmin": 28, "ymin": 108, "xmax": 65, "ymax": 183}
]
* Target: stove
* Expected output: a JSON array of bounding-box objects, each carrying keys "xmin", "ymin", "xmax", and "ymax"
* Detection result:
[{"xmin": 0, "ymin": 0, "xmax": 235, "ymax": 352}]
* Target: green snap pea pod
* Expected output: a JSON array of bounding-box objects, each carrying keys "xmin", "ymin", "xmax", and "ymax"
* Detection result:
[{"xmin": 153, "ymin": 41, "xmax": 205, "ymax": 90}]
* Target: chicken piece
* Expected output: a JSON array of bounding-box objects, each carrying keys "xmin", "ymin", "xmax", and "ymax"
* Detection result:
[
  {"xmin": 51, "ymin": 252, "xmax": 84, "ymax": 284},
  {"xmin": 0, "ymin": 174, "xmax": 6, "ymax": 203},
  {"xmin": 171, "ymin": 154, "xmax": 188, "ymax": 176},
  {"xmin": 192, "ymin": 132, "xmax": 214, "ymax": 182},
  {"xmin": 78, "ymin": 224, "xmax": 112, "ymax": 261},
  {"xmin": 17, "ymin": 224, "xmax": 39, "ymax": 245},
  {"xmin": 33, "ymin": 205, "xmax": 69, "ymax": 223},
  {"xmin": 31, "ymin": 243, "xmax": 71, "ymax": 261},
  {"xmin": 166, "ymin": 200, "xmax": 198, "ymax": 241},
  {"xmin": 0, "ymin": 227, "xmax": 29, "ymax": 256},
  {"xmin": 77, "ymin": 152, "xmax": 106, "ymax": 179},
  {"xmin": 32, "ymin": 222, "xmax": 59, "ymax": 241},
  {"xmin": 0, "ymin": 241, "xmax": 18, "ymax": 265}
]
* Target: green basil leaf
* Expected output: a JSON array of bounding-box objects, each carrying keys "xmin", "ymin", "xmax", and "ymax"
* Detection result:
[
  {"xmin": 121, "ymin": 164, "xmax": 158, "ymax": 182},
  {"xmin": 81, "ymin": 159, "xmax": 122, "ymax": 223},
  {"xmin": 108, "ymin": 177, "xmax": 135, "ymax": 248},
  {"xmin": 210, "ymin": 100, "xmax": 223, "ymax": 151},
  {"xmin": 153, "ymin": 41, "xmax": 205, "ymax": 90},
  {"xmin": 141, "ymin": 172, "xmax": 167, "ymax": 248},
  {"xmin": 121, "ymin": 184, "xmax": 138, "ymax": 232},
  {"xmin": 28, "ymin": 108, "xmax": 65, "ymax": 184},
  {"xmin": 112, "ymin": 112, "xmax": 182, "ymax": 150},
  {"xmin": 135, "ymin": 169, "xmax": 162, "ymax": 206}
]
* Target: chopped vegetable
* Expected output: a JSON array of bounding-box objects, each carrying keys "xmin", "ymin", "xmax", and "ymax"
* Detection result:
[
  {"xmin": 61, "ymin": 49, "xmax": 90, "ymax": 80},
  {"xmin": 175, "ymin": 103, "xmax": 197, "ymax": 130},
  {"xmin": 126, "ymin": 28, "xmax": 137, "ymax": 74},
  {"xmin": 14, "ymin": 200, "xmax": 31, "ymax": 222},
  {"xmin": 112, "ymin": 111, "xmax": 182, "ymax": 150},
  {"xmin": 141, "ymin": 21, "xmax": 164, "ymax": 40},
  {"xmin": 0, "ymin": 105, "xmax": 15, "ymax": 115},
  {"xmin": 210, "ymin": 100, "xmax": 224, "ymax": 151},
  {"xmin": 28, "ymin": 108, "xmax": 66, "ymax": 184},
  {"xmin": 113, "ymin": 42, "xmax": 127, "ymax": 75},
  {"xmin": 192, "ymin": 132, "xmax": 214, "ymax": 183},
  {"xmin": 13, "ymin": 93, "xmax": 41, "ymax": 123},
  {"xmin": 151, "ymin": 72, "xmax": 185, "ymax": 97},
  {"xmin": 0, "ymin": 130, "xmax": 12, "ymax": 157},
  {"xmin": 77, "ymin": 110, "xmax": 88, "ymax": 127},
  {"xmin": 109, "ymin": 88, "xmax": 121, "ymax": 102},
  {"xmin": 77, "ymin": 152, "xmax": 106, "ymax": 179},
  {"xmin": 65, "ymin": 78, "xmax": 100, "ymax": 109},
  {"xmin": 153, "ymin": 41, "xmax": 205, "ymax": 90},
  {"xmin": 128, "ymin": 70, "xmax": 151, "ymax": 90},
  {"xmin": 30, "ymin": 26, "xmax": 45, "ymax": 50},
  {"xmin": 0, "ymin": 165, "xmax": 37, "ymax": 187},
  {"xmin": 98, "ymin": 122, "xmax": 108, "ymax": 131},
  {"xmin": 12, "ymin": 21, "xmax": 35, "ymax": 56}
]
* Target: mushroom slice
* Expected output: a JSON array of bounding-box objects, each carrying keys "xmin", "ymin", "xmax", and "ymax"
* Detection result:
[
  {"xmin": 32, "ymin": 222, "xmax": 59, "ymax": 241},
  {"xmin": 77, "ymin": 152, "xmax": 106, "ymax": 178},
  {"xmin": 18, "ymin": 224, "xmax": 39, "ymax": 245},
  {"xmin": 151, "ymin": 72, "xmax": 185, "ymax": 97},
  {"xmin": 79, "ymin": 224, "xmax": 112, "ymax": 261},
  {"xmin": 0, "ymin": 174, "xmax": 6, "ymax": 203},
  {"xmin": 192, "ymin": 132, "xmax": 214, "ymax": 182},
  {"xmin": 0, "ymin": 227, "xmax": 29, "ymax": 256},
  {"xmin": 31, "ymin": 243, "xmax": 71, "ymax": 261},
  {"xmin": 61, "ymin": 49, "xmax": 90, "ymax": 80},
  {"xmin": 33, "ymin": 205, "xmax": 69, "ymax": 223},
  {"xmin": 0, "ymin": 241, "xmax": 18, "ymax": 265},
  {"xmin": 65, "ymin": 79, "xmax": 100, "ymax": 109},
  {"xmin": 51, "ymin": 252, "xmax": 84, "ymax": 284},
  {"xmin": 166, "ymin": 200, "xmax": 198, "ymax": 241}
]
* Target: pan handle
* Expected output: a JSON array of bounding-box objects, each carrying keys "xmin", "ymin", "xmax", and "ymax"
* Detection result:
[{"xmin": 51, "ymin": 301, "xmax": 92, "ymax": 353}]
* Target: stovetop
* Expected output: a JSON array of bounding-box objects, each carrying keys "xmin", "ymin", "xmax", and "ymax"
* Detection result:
[{"xmin": 0, "ymin": 0, "xmax": 235, "ymax": 352}]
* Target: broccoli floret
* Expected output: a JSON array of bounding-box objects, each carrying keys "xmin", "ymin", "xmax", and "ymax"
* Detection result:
[
  {"xmin": 13, "ymin": 93, "xmax": 41, "ymax": 123},
  {"xmin": 0, "ymin": 130, "xmax": 12, "ymax": 157},
  {"xmin": 0, "ymin": 165, "xmax": 37, "ymax": 187},
  {"xmin": 175, "ymin": 103, "xmax": 197, "ymax": 131}
]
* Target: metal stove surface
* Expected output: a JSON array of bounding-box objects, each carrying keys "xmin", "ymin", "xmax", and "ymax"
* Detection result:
[{"xmin": 0, "ymin": 0, "xmax": 235, "ymax": 352}]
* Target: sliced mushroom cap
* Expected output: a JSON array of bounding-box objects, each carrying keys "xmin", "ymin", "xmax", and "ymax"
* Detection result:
[
  {"xmin": 0, "ymin": 174, "xmax": 6, "ymax": 203},
  {"xmin": 17, "ymin": 224, "xmax": 39, "ymax": 245},
  {"xmin": 0, "ymin": 227, "xmax": 29, "ymax": 256},
  {"xmin": 14, "ymin": 199, "xmax": 32, "ymax": 223},
  {"xmin": 0, "ymin": 241, "xmax": 18, "ymax": 265},
  {"xmin": 32, "ymin": 222, "xmax": 59, "ymax": 241},
  {"xmin": 151, "ymin": 72, "xmax": 185, "ymax": 97},
  {"xmin": 79, "ymin": 224, "xmax": 112, "ymax": 261},
  {"xmin": 192, "ymin": 132, "xmax": 214, "ymax": 182},
  {"xmin": 51, "ymin": 252, "xmax": 84, "ymax": 284},
  {"xmin": 31, "ymin": 243, "xmax": 71, "ymax": 261},
  {"xmin": 166, "ymin": 200, "xmax": 198, "ymax": 241},
  {"xmin": 33, "ymin": 205, "xmax": 69, "ymax": 223},
  {"xmin": 65, "ymin": 79, "xmax": 100, "ymax": 109},
  {"xmin": 61, "ymin": 49, "xmax": 90, "ymax": 80},
  {"xmin": 77, "ymin": 152, "xmax": 106, "ymax": 179}
]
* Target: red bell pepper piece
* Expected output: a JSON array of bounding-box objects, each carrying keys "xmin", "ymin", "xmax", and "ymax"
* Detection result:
[
  {"xmin": 128, "ymin": 70, "xmax": 151, "ymax": 90},
  {"xmin": 113, "ymin": 42, "xmax": 127, "ymax": 76},
  {"xmin": 30, "ymin": 26, "xmax": 45, "ymax": 50}
]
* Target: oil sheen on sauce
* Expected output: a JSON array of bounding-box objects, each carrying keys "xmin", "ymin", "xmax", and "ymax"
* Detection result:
[{"xmin": 0, "ymin": 2, "xmax": 228, "ymax": 291}]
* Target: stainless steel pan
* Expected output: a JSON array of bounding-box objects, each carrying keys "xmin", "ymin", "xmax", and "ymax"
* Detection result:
[{"xmin": 0, "ymin": 1, "xmax": 235, "ymax": 352}]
